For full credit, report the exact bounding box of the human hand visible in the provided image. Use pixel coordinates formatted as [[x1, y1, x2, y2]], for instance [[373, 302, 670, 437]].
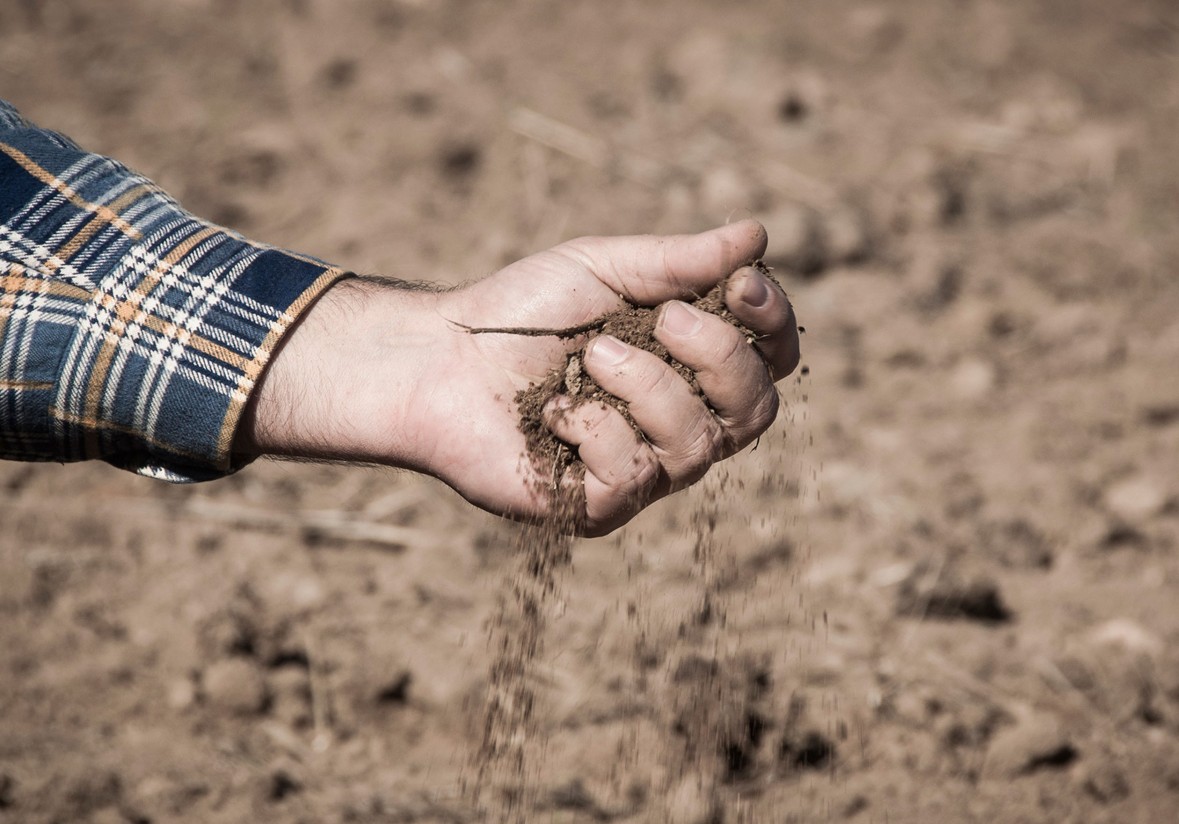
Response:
[[236, 220, 799, 536]]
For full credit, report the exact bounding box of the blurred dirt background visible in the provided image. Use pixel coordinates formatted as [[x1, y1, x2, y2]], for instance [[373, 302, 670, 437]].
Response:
[[4, 0, 1179, 821]]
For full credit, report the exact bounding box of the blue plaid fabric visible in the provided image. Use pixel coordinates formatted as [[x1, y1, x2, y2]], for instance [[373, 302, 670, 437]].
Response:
[[0, 100, 348, 481]]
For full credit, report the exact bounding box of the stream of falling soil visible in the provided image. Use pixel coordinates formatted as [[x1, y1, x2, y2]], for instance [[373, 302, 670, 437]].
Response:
[[468, 524, 572, 821]]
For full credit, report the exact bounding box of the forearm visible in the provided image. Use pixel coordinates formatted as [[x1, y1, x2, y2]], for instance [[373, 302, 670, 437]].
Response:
[[233, 277, 452, 473]]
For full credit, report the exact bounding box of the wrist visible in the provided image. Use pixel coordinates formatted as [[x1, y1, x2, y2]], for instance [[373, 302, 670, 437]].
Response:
[[234, 278, 451, 471]]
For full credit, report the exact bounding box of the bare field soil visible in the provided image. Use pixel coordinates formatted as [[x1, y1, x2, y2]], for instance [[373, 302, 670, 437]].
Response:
[[3, 1, 1179, 821]]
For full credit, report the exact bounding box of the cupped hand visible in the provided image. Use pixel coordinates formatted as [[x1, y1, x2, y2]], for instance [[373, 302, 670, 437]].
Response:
[[237, 220, 800, 536]]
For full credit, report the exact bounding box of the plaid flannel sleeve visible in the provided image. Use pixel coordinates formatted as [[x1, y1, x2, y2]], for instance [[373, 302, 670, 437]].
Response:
[[0, 100, 349, 481]]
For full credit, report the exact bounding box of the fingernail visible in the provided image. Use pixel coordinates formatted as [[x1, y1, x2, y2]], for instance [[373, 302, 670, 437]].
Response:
[[660, 301, 703, 336], [742, 272, 770, 308], [590, 335, 629, 366]]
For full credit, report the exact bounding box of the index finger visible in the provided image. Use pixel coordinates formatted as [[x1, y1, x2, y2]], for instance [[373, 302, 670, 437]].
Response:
[[554, 220, 768, 306]]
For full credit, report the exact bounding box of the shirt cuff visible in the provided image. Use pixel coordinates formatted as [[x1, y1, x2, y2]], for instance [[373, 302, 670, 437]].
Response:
[[0, 105, 351, 481]]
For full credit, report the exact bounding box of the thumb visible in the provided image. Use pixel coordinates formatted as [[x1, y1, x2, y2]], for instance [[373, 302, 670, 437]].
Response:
[[556, 219, 768, 306]]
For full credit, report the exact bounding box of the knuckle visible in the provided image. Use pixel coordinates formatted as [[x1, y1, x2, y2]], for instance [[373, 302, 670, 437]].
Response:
[[703, 230, 729, 274], [717, 386, 779, 449], [604, 438, 654, 489], [621, 447, 659, 496], [746, 387, 780, 434], [676, 324, 746, 380], [587, 401, 617, 431], [679, 412, 726, 469], [712, 327, 748, 367], [585, 446, 658, 537], [551, 239, 599, 272], [583, 411, 658, 492]]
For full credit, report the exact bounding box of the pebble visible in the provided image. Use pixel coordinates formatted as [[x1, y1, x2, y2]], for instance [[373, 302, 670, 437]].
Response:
[[760, 203, 826, 275], [1079, 619, 1164, 722], [774, 72, 830, 123], [780, 728, 836, 771], [374, 669, 414, 705], [890, 688, 935, 726], [166, 676, 197, 711], [778, 691, 837, 771], [823, 204, 872, 264], [1088, 618, 1163, 657], [263, 572, 326, 617], [984, 714, 1076, 778], [202, 658, 269, 716], [265, 765, 303, 802], [1104, 475, 1168, 523], [871, 560, 915, 588], [950, 357, 997, 400]]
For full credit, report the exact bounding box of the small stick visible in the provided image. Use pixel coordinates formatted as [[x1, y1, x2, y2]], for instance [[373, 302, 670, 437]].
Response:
[[452, 319, 606, 339], [303, 632, 333, 753], [509, 107, 608, 168]]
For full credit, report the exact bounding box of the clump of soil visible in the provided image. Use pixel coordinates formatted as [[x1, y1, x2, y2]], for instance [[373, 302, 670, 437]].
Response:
[[507, 259, 778, 504]]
